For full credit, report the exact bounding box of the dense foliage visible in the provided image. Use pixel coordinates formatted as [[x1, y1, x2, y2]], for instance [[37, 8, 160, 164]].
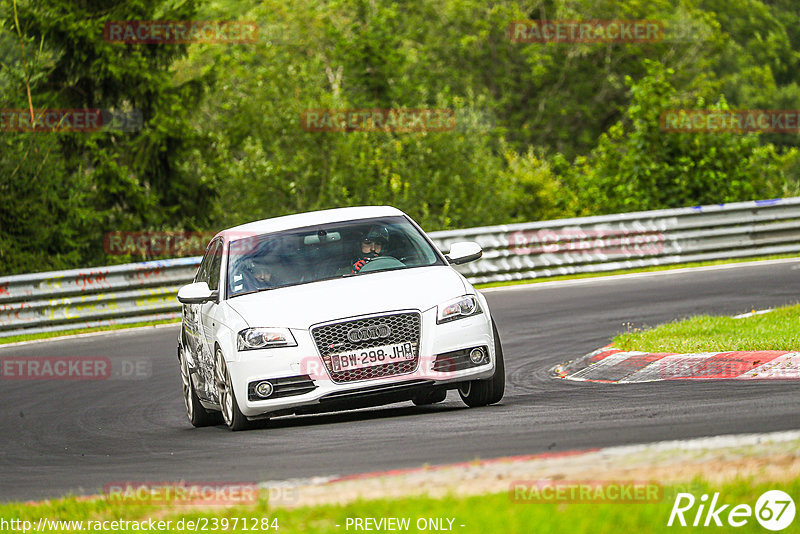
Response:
[[2, 0, 800, 274]]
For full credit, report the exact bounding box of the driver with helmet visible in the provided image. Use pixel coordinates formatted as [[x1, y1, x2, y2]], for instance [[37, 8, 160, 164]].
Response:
[[351, 226, 389, 274]]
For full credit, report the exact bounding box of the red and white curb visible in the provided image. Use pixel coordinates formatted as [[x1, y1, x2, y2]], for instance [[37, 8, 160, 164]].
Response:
[[554, 346, 800, 383]]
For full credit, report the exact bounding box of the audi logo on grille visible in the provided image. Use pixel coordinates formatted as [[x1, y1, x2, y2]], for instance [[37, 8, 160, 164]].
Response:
[[347, 324, 392, 342]]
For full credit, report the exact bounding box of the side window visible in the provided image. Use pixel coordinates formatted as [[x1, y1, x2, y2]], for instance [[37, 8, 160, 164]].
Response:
[[195, 242, 215, 284], [207, 239, 223, 291]]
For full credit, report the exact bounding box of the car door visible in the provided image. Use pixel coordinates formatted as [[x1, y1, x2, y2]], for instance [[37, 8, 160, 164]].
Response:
[[182, 242, 213, 374], [198, 238, 224, 402]]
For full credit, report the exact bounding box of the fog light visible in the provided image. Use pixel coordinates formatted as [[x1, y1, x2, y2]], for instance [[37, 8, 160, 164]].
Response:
[[469, 347, 486, 364], [255, 381, 274, 398]]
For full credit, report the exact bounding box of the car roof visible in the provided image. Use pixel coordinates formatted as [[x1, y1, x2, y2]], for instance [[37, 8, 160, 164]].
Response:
[[219, 206, 406, 240]]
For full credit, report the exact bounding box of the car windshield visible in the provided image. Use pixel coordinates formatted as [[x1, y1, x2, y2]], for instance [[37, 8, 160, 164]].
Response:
[[226, 216, 445, 298]]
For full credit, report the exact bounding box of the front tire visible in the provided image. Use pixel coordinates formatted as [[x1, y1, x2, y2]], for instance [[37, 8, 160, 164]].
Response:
[[214, 347, 252, 431], [180, 346, 221, 427], [458, 321, 505, 407]]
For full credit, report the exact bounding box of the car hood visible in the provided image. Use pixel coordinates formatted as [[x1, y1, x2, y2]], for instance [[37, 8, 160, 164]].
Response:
[[225, 266, 468, 329]]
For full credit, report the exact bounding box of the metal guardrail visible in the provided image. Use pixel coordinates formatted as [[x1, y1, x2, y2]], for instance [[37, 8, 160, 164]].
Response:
[[2, 197, 799, 338], [434, 197, 800, 284], [0, 258, 200, 338]]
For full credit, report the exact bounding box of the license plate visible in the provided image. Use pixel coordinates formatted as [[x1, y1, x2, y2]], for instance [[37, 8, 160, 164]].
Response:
[[330, 342, 415, 372]]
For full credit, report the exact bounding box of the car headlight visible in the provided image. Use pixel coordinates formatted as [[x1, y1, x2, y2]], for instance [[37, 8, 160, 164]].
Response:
[[237, 327, 298, 351], [437, 295, 482, 324]]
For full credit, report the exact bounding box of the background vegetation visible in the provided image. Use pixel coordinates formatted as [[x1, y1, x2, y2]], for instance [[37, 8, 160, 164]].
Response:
[[3, 0, 800, 274]]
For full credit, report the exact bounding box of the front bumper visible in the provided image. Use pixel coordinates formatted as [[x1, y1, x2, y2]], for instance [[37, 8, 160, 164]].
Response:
[[227, 308, 495, 417]]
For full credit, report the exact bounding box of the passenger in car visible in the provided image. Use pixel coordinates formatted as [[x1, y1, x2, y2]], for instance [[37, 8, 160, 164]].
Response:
[[251, 262, 274, 288], [232, 260, 277, 293]]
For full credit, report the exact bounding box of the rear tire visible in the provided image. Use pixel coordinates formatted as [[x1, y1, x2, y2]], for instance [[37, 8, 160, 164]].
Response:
[[180, 346, 221, 427], [458, 321, 505, 407], [215, 347, 253, 431], [412, 388, 447, 406]]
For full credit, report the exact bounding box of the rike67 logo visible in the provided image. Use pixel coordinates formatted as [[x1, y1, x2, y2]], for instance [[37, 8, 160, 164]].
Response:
[[668, 490, 795, 531]]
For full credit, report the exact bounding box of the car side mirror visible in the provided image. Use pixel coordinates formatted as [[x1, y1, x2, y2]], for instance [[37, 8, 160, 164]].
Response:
[[177, 282, 219, 304], [445, 241, 482, 265]]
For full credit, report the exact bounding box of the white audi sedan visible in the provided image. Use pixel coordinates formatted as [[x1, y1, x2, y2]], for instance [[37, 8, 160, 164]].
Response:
[[176, 206, 504, 430]]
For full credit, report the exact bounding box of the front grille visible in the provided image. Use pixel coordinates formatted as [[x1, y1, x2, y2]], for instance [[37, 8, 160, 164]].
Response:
[[433, 346, 489, 372], [311, 312, 421, 383], [248, 374, 317, 401]]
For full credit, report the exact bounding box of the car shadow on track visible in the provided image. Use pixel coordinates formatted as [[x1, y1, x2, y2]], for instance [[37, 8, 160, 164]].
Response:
[[197, 401, 474, 432], [280, 402, 471, 428]]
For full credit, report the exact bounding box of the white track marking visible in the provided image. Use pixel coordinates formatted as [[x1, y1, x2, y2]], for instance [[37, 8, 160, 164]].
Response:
[[733, 308, 774, 319]]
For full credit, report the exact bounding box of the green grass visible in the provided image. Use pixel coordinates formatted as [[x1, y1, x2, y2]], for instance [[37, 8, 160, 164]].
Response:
[[1, 479, 797, 533], [474, 253, 800, 289], [614, 304, 800, 353], [0, 318, 180, 345]]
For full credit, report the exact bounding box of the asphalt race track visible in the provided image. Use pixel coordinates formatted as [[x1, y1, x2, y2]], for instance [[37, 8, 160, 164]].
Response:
[[2, 259, 799, 502]]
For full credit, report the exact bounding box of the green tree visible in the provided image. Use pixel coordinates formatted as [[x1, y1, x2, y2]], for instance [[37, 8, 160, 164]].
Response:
[[1, 0, 219, 273], [567, 60, 798, 214]]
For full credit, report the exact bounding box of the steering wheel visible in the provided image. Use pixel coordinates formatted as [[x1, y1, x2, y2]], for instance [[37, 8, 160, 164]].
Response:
[[359, 256, 405, 272]]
